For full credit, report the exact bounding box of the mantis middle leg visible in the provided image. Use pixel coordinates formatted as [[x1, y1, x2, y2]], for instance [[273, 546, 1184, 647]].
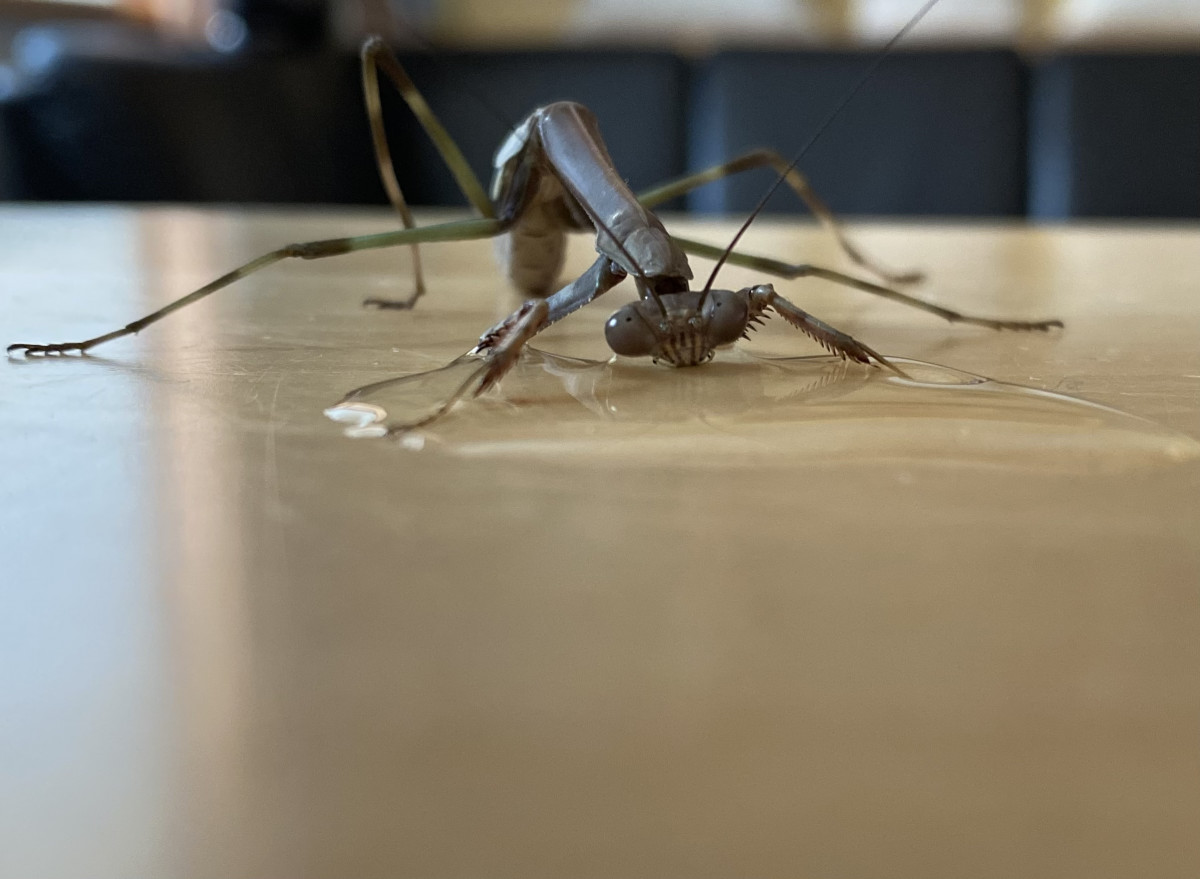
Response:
[[358, 37, 496, 309], [637, 148, 922, 286]]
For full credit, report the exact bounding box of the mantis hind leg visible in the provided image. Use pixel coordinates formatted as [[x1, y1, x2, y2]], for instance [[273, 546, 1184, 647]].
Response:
[[672, 236, 1062, 332], [13, 43, 531, 358], [7, 218, 505, 357], [636, 148, 921, 286], [358, 37, 496, 309]]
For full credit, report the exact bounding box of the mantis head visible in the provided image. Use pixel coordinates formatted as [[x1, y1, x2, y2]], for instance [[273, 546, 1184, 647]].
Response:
[[604, 288, 752, 367]]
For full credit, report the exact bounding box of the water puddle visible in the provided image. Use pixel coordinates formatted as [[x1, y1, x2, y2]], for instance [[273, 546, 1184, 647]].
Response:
[[324, 348, 1200, 471]]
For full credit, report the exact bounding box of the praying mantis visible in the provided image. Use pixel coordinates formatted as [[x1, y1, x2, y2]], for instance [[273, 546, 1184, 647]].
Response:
[[7, 0, 1061, 433]]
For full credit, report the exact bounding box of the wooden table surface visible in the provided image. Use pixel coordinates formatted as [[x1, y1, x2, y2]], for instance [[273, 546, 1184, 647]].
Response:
[[2, 206, 1199, 879]]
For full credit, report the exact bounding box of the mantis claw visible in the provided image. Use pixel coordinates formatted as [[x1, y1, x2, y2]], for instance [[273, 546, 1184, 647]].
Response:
[[8, 342, 88, 357], [377, 298, 549, 437], [362, 293, 423, 310]]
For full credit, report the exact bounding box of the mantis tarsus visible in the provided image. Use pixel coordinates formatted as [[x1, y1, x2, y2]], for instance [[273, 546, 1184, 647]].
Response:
[[8, 0, 1061, 433]]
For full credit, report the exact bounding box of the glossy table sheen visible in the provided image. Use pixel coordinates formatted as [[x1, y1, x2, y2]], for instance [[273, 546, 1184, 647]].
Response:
[[2, 207, 1199, 879]]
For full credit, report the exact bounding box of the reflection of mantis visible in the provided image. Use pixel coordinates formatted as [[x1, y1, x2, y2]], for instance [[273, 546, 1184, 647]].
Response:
[[10, 0, 1060, 434], [326, 350, 872, 438]]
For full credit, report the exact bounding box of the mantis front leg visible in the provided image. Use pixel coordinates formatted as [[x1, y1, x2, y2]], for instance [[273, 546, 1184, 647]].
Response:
[[469, 256, 627, 394], [742, 284, 905, 374], [373, 256, 627, 435]]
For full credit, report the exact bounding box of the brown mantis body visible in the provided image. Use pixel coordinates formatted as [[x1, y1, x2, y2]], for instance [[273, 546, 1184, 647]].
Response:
[[8, 2, 1061, 432]]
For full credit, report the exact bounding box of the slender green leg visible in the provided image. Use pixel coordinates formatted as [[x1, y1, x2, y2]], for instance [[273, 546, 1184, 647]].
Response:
[[7, 218, 504, 357], [358, 37, 496, 309], [360, 41, 426, 308], [673, 235, 1062, 332], [638, 148, 922, 286]]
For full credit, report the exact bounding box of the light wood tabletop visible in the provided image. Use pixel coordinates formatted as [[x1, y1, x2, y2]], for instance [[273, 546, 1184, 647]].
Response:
[[2, 206, 1199, 879]]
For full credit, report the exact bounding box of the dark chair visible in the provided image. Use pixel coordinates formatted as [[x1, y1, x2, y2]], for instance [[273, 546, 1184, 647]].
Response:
[[1, 49, 383, 203], [6, 20, 194, 69], [686, 49, 1027, 217], [0, 39, 688, 206], [1028, 52, 1200, 219]]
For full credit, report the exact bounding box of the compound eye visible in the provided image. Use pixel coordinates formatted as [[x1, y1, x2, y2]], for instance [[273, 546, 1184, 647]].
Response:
[[605, 303, 659, 356], [702, 289, 749, 347]]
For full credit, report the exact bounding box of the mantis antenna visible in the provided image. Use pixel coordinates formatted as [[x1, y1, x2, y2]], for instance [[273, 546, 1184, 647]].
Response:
[[699, 0, 944, 304]]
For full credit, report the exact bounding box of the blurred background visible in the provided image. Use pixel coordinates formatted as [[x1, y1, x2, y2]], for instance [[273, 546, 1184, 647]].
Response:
[[0, 0, 1198, 216]]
